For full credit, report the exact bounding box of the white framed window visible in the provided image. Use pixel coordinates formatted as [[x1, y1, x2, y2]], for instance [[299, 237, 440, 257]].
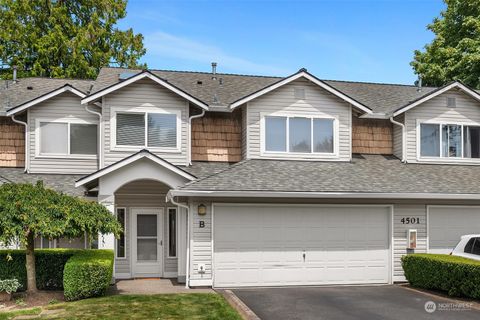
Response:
[[418, 121, 480, 160], [36, 118, 97, 158], [116, 207, 126, 259], [167, 207, 177, 258], [111, 108, 181, 152], [261, 114, 337, 156]]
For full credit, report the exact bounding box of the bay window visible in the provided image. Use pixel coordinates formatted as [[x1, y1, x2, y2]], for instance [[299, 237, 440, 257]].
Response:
[[115, 111, 179, 150], [419, 122, 480, 159], [38, 121, 97, 156], [264, 115, 335, 154]]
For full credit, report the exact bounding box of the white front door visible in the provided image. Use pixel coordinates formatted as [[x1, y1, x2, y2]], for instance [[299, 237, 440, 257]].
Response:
[[131, 208, 163, 277]]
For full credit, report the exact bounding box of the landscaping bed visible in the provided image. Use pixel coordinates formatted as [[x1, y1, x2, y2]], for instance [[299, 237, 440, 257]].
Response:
[[402, 253, 480, 299]]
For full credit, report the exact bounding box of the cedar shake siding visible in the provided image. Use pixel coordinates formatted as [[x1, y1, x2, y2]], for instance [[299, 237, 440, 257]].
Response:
[[352, 117, 393, 155], [0, 117, 25, 167], [191, 111, 242, 162]]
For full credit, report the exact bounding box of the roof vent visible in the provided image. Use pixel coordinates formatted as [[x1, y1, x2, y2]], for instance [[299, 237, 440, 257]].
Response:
[[447, 96, 456, 108], [118, 72, 138, 81], [414, 75, 422, 92], [294, 88, 305, 99], [27, 86, 33, 90], [197, 80, 203, 85], [211, 62, 217, 80]]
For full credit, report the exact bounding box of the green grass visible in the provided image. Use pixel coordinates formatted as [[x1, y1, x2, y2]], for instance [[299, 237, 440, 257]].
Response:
[[0, 294, 242, 320], [0, 307, 41, 320]]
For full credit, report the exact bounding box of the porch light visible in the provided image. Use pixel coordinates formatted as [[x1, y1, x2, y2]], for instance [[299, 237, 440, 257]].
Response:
[[198, 204, 207, 216]]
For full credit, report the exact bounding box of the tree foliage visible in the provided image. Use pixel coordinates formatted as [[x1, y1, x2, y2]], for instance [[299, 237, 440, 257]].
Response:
[[411, 0, 480, 88], [0, 0, 146, 79]]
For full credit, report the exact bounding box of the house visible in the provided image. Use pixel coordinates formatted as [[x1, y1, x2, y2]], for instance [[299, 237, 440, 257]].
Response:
[[1, 65, 480, 287]]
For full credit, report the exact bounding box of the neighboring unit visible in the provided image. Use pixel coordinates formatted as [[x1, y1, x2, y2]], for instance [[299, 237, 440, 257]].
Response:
[[1, 65, 479, 287]]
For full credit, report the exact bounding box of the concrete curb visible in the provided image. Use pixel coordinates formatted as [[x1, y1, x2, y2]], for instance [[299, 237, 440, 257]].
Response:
[[217, 289, 261, 320]]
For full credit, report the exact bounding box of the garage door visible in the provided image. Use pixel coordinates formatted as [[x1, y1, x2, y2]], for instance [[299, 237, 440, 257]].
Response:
[[429, 206, 480, 254], [213, 205, 391, 287]]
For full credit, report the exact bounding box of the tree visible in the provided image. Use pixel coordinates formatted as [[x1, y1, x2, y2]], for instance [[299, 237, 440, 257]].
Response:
[[0, 182, 122, 293], [0, 0, 146, 79], [411, 0, 480, 88]]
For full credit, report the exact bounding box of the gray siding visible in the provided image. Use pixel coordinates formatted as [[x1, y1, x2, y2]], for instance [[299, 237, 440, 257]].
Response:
[[114, 179, 177, 277], [405, 89, 480, 163], [28, 92, 99, 174], [189, 200, 213, 284], [103, 79, 189, 167], [246, 79, 352, 161], [392, 114, 404, 160]]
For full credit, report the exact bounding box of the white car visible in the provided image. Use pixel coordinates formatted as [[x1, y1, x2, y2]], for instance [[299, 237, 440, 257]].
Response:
[[451, 234, 480, 261]]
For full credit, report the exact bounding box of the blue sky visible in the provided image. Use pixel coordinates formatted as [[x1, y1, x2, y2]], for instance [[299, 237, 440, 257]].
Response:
[[118, 0, 445, 85]]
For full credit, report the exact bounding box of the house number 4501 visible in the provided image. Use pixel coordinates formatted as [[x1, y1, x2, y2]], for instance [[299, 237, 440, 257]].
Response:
[[401, 217, 420, 224]]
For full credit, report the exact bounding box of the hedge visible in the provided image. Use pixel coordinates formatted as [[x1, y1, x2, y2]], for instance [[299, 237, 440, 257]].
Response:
[[0, 249, 80, 291], [402, 253, 480, 298], [63, 249, 114, 301]]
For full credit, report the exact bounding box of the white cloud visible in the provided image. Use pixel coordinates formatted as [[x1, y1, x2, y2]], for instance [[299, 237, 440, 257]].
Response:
[[144, 31, 289, 75]]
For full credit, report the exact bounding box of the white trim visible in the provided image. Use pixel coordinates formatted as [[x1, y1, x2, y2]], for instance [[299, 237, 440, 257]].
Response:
[[211, 203, 215, 287], [81, 71, 209, 110], [393, 82, 480, 117], [426, 205, 430, 253], [167, 207, 178, 258], [35, 117, 98, 159], [75, 151, 195, 187], [115, 272, 132, 279], [210, 203, 393, 287], [110, 107, 182, 153], [115, 207, 127, 260], [416, 119, 480, 164], [230, 71, 372, 114], [260, 112, 339, 158], [6, 85, 87, 116], [169, 190, 480, 200], [189, 279, 213, 287]]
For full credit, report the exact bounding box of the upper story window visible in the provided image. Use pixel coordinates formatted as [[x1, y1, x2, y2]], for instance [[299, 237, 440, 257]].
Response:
[[113, 110, 180, 151], [419, 122, 480, 159], [37, 120, 97, 157], [263, 115, 335, 154]]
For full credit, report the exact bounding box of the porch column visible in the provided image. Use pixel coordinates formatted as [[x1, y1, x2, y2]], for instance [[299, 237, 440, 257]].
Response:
[[98, 194, 115, 250]]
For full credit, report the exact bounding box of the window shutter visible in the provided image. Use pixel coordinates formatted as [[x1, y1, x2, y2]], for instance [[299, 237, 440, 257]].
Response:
[[116, 113, 145, 146]]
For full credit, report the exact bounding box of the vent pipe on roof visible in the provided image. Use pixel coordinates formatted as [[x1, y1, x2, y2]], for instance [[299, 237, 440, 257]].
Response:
[[414, 75, 422, 92], [211, 62, 217, 80], [12, 65, 17, 83]]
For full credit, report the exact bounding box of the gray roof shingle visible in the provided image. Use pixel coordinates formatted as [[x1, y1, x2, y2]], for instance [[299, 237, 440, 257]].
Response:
[[0, 78, 93, 115], [0, 168, 85, 197], [180, 155, 480, 195]]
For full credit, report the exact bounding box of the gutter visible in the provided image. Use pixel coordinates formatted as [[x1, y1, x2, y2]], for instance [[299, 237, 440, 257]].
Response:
[[389, 116, 406, 162], [84, 104, 103, 168], [10, 113, 29, 173], [188, 109, 205, 165], [167, 193, 191, 289], [168, 190, 480, 200]]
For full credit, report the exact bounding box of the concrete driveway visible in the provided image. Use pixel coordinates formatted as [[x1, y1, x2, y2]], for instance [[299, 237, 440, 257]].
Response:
[[233, 285, 480, 320]]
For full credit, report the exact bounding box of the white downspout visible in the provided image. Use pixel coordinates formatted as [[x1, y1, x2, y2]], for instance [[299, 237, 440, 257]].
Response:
[[11, 113, 28, 172], [188, 109, 206, 165], [85, 104, 103, 169], [390, 116, 406, 163], [167, 192, 191, 289]]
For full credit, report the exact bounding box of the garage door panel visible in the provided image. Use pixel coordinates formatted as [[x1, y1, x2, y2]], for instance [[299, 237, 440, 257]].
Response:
[[213, 205, 390, 287]]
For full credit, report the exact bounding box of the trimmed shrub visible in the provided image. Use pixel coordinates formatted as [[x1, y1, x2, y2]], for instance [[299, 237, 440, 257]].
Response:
[[402, 253, 480, 298], [63, 250, 114, 301], [0, 249, 80, 291]]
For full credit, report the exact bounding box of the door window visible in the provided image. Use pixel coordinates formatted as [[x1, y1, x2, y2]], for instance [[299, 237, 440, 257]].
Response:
[[137, 214, 157, 261]]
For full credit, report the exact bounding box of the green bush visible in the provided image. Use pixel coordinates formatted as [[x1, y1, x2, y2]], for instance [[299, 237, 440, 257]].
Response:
[[63, 250, 114, 301], [0, 279, 21, 294], [0, 249, 80, 290], [402, 253, 480, 298]]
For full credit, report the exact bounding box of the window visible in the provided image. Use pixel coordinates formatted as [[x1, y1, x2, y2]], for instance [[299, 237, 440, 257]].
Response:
[[419, 123, 480, 159], [264, 115, 335, 154], [115, 111, 179, 149], [168, 208, 177, 257], [39, 121, 97, 156], [472, 238, 480, 256], [464, 238, 475, 253], [116, 208, 126, 259]]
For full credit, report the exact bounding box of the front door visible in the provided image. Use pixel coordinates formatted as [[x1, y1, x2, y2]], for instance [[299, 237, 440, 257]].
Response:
[[131, 208, 163, 277]]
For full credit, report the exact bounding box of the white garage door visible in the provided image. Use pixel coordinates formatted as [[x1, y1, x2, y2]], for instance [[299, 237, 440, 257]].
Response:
[[429, 206, 480, 254], [213, 205, 391, 288]]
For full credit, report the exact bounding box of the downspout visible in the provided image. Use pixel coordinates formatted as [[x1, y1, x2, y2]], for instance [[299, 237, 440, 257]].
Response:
[[167, 192, 191, 289], [389, 116, 406, 163], [188, 109, 206, 165], [11, 113, 28, 173], [84, 104, 103, 169]]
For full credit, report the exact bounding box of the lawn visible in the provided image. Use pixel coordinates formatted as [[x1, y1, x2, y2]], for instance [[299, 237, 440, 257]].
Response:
[[0, 293, 242, 320]]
